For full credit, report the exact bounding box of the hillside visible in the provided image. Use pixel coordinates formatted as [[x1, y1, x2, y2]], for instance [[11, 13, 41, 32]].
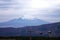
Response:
[[0, 22, 60, 37]]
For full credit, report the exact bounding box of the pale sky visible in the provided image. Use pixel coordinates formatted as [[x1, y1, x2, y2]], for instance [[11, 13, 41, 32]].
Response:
[[0, 0, 60, 22]]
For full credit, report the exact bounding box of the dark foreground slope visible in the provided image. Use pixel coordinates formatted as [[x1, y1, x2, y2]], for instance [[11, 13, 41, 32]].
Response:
[[0, 36, 60, 40], [0, 22, 60, 37]]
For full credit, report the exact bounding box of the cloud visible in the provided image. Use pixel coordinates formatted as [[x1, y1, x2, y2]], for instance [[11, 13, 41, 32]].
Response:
[[0, 0, 21, 10], [0, 0, 60, 22]]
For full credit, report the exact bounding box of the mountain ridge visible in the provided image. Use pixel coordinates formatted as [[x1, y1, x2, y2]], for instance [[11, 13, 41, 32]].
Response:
[[0, 18, 49, 27]]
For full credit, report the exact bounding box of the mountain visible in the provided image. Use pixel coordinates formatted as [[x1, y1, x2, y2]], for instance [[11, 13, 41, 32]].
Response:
[[0, 22, 60, 37], [0, 18, 48, 27]]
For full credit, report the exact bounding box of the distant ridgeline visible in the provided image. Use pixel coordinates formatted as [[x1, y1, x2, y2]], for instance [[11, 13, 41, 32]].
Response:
[[0, 18, 48, 27], [0, 22, 60, 37]]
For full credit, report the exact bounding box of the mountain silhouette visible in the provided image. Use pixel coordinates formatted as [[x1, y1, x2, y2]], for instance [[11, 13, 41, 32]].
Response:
[[0, 18, 48, 27]]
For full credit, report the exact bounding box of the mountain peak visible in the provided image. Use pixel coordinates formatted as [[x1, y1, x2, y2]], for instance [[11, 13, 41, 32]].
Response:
[[0, 18, 49, 28]]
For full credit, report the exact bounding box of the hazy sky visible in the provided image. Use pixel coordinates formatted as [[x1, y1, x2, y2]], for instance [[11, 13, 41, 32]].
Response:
[[0, 0, 60, 22]]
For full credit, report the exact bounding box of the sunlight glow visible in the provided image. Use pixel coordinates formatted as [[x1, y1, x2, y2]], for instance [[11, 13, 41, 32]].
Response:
[[31, 0, 49, 9]]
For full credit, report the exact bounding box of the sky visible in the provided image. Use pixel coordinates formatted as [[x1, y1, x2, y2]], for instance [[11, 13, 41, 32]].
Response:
[[0, 0, 60, 22]]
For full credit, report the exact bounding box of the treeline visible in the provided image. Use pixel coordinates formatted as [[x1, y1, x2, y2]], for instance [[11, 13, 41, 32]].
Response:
[[0, 36, 60, 40]]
